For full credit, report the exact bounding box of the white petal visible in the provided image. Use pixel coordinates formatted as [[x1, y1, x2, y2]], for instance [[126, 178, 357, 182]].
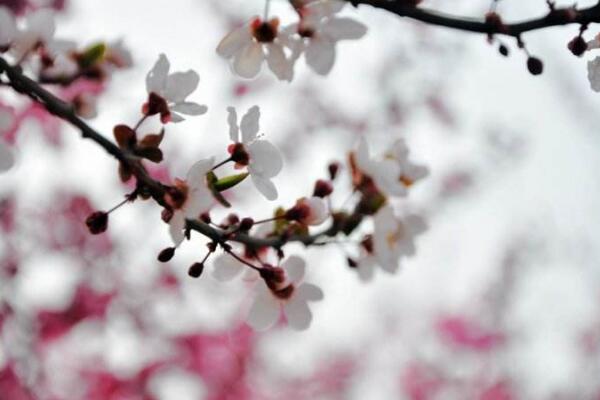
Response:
[[357, 257, 375, 282], [0, 7, 16, 46], [170, 112, 185, 123], [322, 17, 367, 41], [247, 140, 283, 178], [282, 256, 305, 284], [169, 211, 186, 246], [233, 42, 264, 79], [305, 197, 328, 226], [0, 142, 14, 173], [186, 157, 214, 189], [356, 136, 371, 171], [26, 9, 55, 41], [296, 283, 324, 301], [146, 54, 170, 95], [305, 0, 345, 19], [305, 38, 336, 75], [246, 290, 280, 330], [211, 254, 244, 282], [240, 105, 260, 144], [226, 107, 239, 142], [170, 102, 207, 116], [250, 174, 278, 201], [284, 298, 312, 330], [185, 186, 213, 219], [165, 71, 200, 103], [266, 43, 293, 82], [588, 57, 600, 92], [216, 24, 252, 59]]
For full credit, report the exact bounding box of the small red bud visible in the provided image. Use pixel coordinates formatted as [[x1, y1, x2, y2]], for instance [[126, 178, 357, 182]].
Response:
[[161, 208, 174, 223], [158, 247, 176, 262], [200, 212, 211, 224], [347, 257, 358, 268], [328, 162, 340, 180], [239, 217, 254, 232], [226, 213, 240, 226], [313, 179, 334, 198], [188, 262, 204, 278], [568, 36, 587, 57], [527, 57, 544, 75], [85, 211, 108, 234], [498, 44, 509, 57]]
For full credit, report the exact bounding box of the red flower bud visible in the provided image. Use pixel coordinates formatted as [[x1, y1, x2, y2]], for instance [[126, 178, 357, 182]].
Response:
[[158, 247, 176, 262], [85, 211, 108, 234]]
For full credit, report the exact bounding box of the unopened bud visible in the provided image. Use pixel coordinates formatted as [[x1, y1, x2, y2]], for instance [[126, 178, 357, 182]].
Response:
[[328, 162, 340, 180], [498, 44, 509, 57], [568, 36, 587, 57], [239, 217, 254, 232], [313, 179, 334, 198], [85, 211, 108, 234], [188, 262, 204, 278], [200, 212, 211, 224], [527, 57, 543, 75], [347, 257, 358, 268], [158, 247, 176, 262]]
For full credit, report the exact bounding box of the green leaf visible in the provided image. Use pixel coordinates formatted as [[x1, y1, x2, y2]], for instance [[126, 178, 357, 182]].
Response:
[[213, 173, 249, 192], [79, 43, 106, 68]]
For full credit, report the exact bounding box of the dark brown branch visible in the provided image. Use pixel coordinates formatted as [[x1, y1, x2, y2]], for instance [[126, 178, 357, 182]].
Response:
[[0, 56, 341, 250], [351, 1, 600, 37]]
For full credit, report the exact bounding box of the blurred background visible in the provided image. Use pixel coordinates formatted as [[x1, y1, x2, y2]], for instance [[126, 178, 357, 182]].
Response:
[[2, 0, 600, 399]]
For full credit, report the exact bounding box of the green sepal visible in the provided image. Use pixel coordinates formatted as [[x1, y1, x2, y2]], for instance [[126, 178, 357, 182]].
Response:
[[213, 172, 249, 192], [206, 171, 231, 208]]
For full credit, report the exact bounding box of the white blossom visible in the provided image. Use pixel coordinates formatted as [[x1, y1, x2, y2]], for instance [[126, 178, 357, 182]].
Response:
[[145, 54, 207, 123], [384, 138, 429, 188], [217, 17, 294, 81], [226, 106, 283, 200], [11, 9, 56, 61], [356, 136, 406, 197], [282, 0, 367, 75], [247, 256, 323, 331], [0, 107, 15, 173], [168, 158, 215, 246], [372, 205, 427, 273]]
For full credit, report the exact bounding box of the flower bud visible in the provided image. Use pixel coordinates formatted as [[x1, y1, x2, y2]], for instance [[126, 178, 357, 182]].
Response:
[[200, 212, 211, 224], [498, 44, 509, 57], [568, 36, 587, 57], [158, 247, 176, 262], [188, 262, 204, 278], [85, 211, 108, 234], [527, 57, 543, 75], [313, 179, 334, 198], [328, 162, 340, 180], [239, 217, 254, 232]]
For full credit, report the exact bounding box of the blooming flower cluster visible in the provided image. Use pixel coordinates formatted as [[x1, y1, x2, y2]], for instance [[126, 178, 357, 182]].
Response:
[[216, 0, 367, 81]]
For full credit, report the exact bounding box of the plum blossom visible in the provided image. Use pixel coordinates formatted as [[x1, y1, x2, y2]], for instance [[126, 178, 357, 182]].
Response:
[[283, 0, 367, 75], [226, 105, 283, 200], [248, 256, 323, 330], [166, 158, 215, 246], [144, 54, 208, 123], [0, 7, 17, 48], [384, 138, 429, 188], [11, 8, 55, 60], [286, 196, 329, 226], [372, 205, 427, 273], [355, 136, 406, 197], [217, 17, 294, 81]]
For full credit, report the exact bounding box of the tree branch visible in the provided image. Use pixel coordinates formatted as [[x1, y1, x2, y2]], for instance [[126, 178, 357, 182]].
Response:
[[351, 1, 600, 37], [0, 57, 342, 250]]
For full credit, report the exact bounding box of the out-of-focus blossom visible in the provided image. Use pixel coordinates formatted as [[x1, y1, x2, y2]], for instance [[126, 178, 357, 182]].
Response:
[[436, 315, 504, 352], [588, 56, 600, 92], [217, 17, 294, 81], [372, 205, 427, 273], [144, 53, 207, 123], [0, 7, 17, 47], [283, 0, 367, 75], [11, 8, 55, 60], [226, 105, 283, 200], [247, 255, 323, 331], [166, 158, 214, 246], [355, 136, 406, 197], [286, 196, 329, 226]]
